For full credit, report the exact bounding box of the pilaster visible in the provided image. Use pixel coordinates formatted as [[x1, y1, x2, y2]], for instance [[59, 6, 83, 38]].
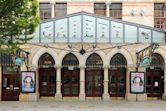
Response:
[[55, 66, 62, 101], [137, 67, 147, 101], [0, 66, 2, 101], [50, 0, 55, 18], [79, 65, 85, 101], [105, 2, 111, 17], [125, 67, 137, 101], [162, 67, 166, 100], [102, 65, 110, 101]]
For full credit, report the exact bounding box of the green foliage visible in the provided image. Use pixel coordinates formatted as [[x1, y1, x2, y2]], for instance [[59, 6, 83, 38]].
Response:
[[0, 0, 40, 54]]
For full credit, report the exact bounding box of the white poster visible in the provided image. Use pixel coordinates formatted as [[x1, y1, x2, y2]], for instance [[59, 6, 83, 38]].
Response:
[[130, 72, 145, 93]]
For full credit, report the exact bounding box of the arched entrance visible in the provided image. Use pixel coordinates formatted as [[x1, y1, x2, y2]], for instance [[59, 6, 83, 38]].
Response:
[[85, 53, 104, 97], [109, 53, 127, 97], [146, 53, 164, 98], [38, 53, 56, 97], [61, 53, 80, 97]]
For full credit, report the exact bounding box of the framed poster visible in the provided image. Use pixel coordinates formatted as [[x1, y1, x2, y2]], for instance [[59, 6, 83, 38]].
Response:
[[21, 71, 36, 93], [130, 72, 145, 93]]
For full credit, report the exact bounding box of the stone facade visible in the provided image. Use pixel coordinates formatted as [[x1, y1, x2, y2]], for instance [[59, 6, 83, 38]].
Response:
[[16, 43, 166, 101], [0, 0, 166, 102]]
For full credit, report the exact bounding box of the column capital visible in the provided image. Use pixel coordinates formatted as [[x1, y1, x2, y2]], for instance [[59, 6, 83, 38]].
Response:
[[79, 65, 86, 69], [50, 0, 55, 5], [103, 65, 110, 69], [55, 65, 62, 69], [28, 64, 38, 71], [105, 2, 111, 6]]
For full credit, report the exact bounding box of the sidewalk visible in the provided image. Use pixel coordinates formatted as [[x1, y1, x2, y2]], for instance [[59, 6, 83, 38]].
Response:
[[0, 100, 166, 111]]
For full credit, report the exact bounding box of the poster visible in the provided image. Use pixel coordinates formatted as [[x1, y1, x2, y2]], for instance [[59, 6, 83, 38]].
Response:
[[21, 71, 35, 93], [130, 72, 145, 93]]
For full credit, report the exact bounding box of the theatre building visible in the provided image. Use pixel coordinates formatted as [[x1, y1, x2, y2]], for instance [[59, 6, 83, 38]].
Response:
[[0, 0, 166, 101]]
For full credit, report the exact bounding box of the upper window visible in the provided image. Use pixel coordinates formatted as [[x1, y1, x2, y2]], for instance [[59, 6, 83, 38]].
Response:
[[154, 3, 165, 18], [55, 3, 67, 17], [39, 3, 51, 20], [94, 3, 106, 16], [154, 3, 166, 29], [110, 3, 122, 19]]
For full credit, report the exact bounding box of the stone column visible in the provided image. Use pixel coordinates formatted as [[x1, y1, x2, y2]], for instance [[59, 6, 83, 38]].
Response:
[[162, 67, 166, 100], [50, 0, 55, 18], [0, 66, 2, 101], [106, 2, 111, 17], [79, 66, 86, 101], [125, 67, 137, 101], [137, 67, 147, 101], [55, 66, 62, 101], [102, 66, 110, 101]]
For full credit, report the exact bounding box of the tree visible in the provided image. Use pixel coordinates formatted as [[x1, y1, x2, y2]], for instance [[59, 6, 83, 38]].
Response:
[[0, 0, 40, 53]]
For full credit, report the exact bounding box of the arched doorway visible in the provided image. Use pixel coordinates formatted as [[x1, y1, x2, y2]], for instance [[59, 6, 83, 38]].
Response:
[[85, 53, 104, 97], [61, 53, 80, 97], [146, 53, 164, 98], [109, 53, 127, 97], [38, 53, 56, 97]]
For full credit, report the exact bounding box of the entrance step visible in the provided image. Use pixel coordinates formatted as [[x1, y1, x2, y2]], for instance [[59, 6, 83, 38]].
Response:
[[110, 97, 125, 100], [39, 97, 55, 101], [62, 97, 79, 101], [86, 97, 102, 101]]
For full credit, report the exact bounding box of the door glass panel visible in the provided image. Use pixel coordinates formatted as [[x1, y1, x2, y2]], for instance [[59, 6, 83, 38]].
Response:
[[41, 87, 47, 93], [3, 78, 8, 88], [110, 87, 116, 94], [63, 87, 70, 95], [49, 76, 55, 84], [63, 75, 70, 85], [95, 75, 102, 95], [153, 76, 160, 86], [110, 76, 115, 84], [146, 76, 151, 85], [87, 75, 93, 95], [94, 75, 101, 87], [48, 87, 55, 94], [13, 79, 20, 90], [72, 86, 78, 95], [119, 76, 125, 83]]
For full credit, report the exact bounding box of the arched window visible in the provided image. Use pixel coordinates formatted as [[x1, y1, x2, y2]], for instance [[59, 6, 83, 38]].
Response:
[[86, 53, 103, 68], [150, 53, 164, 67], [110, 53, 127, 67], [62, 53, 79, 67], [38, 53, 55, 67]]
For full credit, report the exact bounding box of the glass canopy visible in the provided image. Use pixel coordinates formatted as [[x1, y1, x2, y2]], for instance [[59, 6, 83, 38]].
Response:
[[30, 12, 166, 44]]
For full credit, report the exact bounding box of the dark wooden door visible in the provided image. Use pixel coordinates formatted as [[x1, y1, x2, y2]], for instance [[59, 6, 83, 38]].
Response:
[[39, 68, 56, 96], [146, 69, 164, 97], [62, 68, 79, 96], [85, 68, 103, 97], [109, 68, 126, 97], [2, 74, 20, 101]]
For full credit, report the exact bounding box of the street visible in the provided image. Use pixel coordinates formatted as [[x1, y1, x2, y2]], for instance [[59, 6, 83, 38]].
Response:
[[0, 100, 166, 111]]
